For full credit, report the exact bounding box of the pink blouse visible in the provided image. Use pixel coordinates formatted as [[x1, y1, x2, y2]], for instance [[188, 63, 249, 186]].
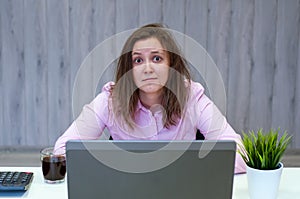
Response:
[[54, 81, 246, 174]]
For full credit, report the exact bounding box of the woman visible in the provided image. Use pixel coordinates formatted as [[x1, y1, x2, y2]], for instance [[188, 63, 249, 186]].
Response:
[[54, 23, 246, 174]]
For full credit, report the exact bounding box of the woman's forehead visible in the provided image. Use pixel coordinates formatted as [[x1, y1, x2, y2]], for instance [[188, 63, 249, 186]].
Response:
[[132, 37, 165, 51]]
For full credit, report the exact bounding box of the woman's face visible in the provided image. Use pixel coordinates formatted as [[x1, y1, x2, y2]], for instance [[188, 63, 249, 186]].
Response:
[[132, 37, 170, 96]]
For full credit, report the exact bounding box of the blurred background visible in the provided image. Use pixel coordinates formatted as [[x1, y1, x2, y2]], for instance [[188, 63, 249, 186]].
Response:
[[0, 0, 300, 151]]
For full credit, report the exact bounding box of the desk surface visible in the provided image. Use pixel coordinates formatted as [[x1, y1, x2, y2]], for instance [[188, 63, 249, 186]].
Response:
[[0, 167, 299, 199]]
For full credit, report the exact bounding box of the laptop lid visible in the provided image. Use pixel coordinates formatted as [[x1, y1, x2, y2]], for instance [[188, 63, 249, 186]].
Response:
[[66, 140, 236, 199]]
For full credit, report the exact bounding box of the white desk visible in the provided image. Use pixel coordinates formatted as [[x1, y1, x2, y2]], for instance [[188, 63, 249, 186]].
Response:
[[0, 167, 67, 199], [0, 167, 299, 198]]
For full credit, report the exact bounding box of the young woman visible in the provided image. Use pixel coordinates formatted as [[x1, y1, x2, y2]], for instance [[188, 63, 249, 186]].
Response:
[[54, 23, 246, 174]]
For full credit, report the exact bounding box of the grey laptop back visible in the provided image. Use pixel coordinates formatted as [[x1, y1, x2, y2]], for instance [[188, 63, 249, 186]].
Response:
[[66, 140, 236, 199]]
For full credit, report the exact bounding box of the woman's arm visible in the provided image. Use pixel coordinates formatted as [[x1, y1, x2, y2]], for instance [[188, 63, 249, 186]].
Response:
[[191, 82, 246, 174], [198, 97, 246, 174], [54, 82, 113, 154]]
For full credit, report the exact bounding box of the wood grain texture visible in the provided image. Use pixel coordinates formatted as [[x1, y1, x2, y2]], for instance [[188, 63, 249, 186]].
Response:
[[0, 0, 300, 148], [115, 0, 139, 32], [185, 0, 208, 49], [93, 0, 116, 44], [272, 0, 299, 147], [139, 0, 162, 26], [162, 0, 185, 32], [206, 0, 232, 93], [0, 0, 3, 145], [1, 0, 25, 146], [24, 0, 48, 146], [46, 0, 70, 145], [248, 0, 277, 131], [184, 0, 209, 97], [227, 0, 254, 133], [69, 0, 94, 119], [295, 0, 300, 148], [92, 0, 116, 94]]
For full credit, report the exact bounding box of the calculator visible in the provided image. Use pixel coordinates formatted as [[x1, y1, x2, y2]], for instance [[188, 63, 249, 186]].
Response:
[[0, 171, 34, 191]]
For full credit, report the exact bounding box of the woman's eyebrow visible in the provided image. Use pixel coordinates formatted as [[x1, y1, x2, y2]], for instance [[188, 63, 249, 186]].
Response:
[[150, 50, 160, 54], [132, 51, 141, 55]]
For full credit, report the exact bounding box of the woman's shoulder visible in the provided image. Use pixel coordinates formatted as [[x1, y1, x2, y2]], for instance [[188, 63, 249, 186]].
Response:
[[92, 81, 115, 105], [101, 81, 115, 93], [89, 82, 115, 121], [189, 80, 205, 99], [187, 81, 212, 113]]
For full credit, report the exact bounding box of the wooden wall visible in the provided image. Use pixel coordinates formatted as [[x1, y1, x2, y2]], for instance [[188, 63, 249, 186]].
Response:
[[1, 0, 300, 148]]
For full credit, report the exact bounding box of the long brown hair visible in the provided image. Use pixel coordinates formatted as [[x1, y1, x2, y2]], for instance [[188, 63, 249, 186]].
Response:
[[112, 23, 191, 129]]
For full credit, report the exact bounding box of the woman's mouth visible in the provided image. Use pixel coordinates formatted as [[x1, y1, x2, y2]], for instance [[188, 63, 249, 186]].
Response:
[[142, 78, 158, 81]]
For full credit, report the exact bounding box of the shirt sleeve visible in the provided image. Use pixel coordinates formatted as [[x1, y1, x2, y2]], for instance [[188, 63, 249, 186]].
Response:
[[192, 82, 246, 174], [53, 82, 113, 154]]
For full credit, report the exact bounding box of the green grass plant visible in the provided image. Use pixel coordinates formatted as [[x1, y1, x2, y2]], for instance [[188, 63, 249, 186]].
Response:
[[239, 128, 292, 170]]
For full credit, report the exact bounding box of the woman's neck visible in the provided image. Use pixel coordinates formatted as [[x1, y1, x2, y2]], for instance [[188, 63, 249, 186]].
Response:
[[139, 90, 163, 109]]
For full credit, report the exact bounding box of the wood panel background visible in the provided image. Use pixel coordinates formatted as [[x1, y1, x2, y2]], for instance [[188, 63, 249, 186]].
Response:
[[0, 0, 300, 148]]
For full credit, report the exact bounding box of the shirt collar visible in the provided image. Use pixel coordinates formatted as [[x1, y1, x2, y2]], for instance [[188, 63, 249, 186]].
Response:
[[136, 99, 149, 113], [135, 99, 163, 115]]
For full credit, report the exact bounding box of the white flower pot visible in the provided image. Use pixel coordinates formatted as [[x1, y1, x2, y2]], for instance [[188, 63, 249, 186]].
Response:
[[246, 162, 283, 199]]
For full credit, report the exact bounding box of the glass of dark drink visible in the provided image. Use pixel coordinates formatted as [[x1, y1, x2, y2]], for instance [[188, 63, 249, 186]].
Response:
[[40, 147, 66, 184]]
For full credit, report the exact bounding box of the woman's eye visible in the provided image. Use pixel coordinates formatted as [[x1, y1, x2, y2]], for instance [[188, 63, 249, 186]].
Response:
[[153, 56, 162, 62], [133, 58, 143, 64]]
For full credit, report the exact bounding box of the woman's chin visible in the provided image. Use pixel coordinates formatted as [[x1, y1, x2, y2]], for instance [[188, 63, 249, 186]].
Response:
[[139, 84, 163, 94]]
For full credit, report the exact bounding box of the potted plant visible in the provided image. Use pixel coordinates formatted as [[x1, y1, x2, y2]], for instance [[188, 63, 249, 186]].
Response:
[[239, 128, 292, 199]]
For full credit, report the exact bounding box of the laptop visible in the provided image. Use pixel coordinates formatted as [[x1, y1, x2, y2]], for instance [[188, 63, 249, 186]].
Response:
[[66, 140, 236, 199]]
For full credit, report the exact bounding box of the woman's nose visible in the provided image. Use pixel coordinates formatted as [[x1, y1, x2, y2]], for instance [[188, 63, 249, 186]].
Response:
[[143, 60, 154, 73]]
